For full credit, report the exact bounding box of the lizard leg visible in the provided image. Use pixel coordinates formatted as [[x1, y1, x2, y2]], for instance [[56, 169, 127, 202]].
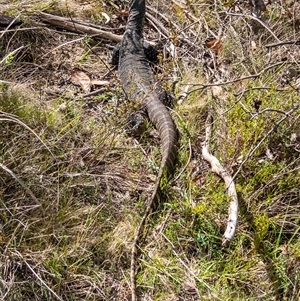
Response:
[[156, 83, 175, 108], [110, 42, 159, 66], [125, 111, 147, 137]]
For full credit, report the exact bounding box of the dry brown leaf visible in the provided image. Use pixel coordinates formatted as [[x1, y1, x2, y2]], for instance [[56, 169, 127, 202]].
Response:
[[90, 79, 110, 87], [205, 38, 223, 56], [71, 70, 91, 93]]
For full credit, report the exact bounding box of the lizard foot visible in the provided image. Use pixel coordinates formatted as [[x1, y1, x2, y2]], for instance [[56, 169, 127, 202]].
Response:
[[158, 88, 175, 108], [125, 112, 147, 137]]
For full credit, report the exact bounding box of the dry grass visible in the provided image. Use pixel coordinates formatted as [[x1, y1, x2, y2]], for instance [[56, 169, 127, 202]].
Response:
[[1, 0, 300, 300]]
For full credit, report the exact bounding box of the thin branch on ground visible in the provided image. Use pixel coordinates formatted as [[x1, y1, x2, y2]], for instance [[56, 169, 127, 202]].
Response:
[[233, 86, 286, 96], [37, 12, 157, 46], [0, 162, 42, 211], [162, 232, 222, 300], [266, 40, 300, 48], [145, 11, 169, 39], [201, 113, 238, 247], [0, 46, 25, 64], [186, 61, 293, 92], [173, 138, 192, 182], [250, 108, 293, 119], [37, 12, 122, 41], [226, 12, 281, 42], [0, 111, 54, 156], [21, 258, 64, 301], [232, 106, 299, 182], [184, 60, 300, 97]]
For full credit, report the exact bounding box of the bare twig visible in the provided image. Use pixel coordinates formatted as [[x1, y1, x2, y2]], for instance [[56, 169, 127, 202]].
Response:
[[177, 84, 190, 104], [162, 233, 221, 299], [22, 259, 64, 301], [185, 60, 299, 95], [145, 11, 169, 39], [232, 106, 299, 181], [0, 14, 22, 39], [266, 40, 300, 48], [201, 113, 238, 246], [37, 12, 122, 42], [233, 86, 286, 96], [0, 111, 54, 156], [226, 12, 280, 42], [0, 46, 25, 64], [0, 162, 42, 211], [250, 108, 292, 119], [37, 12, 157, 46], [173, 138, 192, 182]]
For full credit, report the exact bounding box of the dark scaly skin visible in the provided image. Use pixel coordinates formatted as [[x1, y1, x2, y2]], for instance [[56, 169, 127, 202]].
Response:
[[118, 0, 178, 300], [0, 15, 22, 27], [110, 41, 159, 66]]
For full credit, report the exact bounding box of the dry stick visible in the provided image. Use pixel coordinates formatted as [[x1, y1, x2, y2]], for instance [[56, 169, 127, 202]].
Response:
[[37, 12, 156, 46], [162, 233, 222, 300], [226, 12, 281, 42], [173, 138, 192, 182], [0, 163, 42, 211], [38, 9, 199, 52], [147, 7, 195, 49], [266, 40, 300, 48], [148, 2, 208, 50], [0, 111, 54, 156], [185, 60, 296, 96], [232, 106, 299, 183], [145, 11, 169, 38], [22, 259, 64, 301], [37, 11, 200, 57], [201, 114, 238, 247], [0, 15, 22, 39], [189, 61, 289, 88], [0, 46, 25, 64], [0, 112, 54, 215], [37, 12, 122, 42], [226, 11, 283, 64]]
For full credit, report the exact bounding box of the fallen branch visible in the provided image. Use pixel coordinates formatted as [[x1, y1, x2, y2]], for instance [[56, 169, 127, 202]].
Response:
[[13, 250, 64, 301], [37, 12, 122, 42], [0, 111, 54, 156], [187, 60, 290, 89], [226, 12, 280, 42], [232, 106, 299, 182], [0, 162, 42, 212], [201, 113, 238, 247], [37, 12, 156, 46], [145, 11, 169, 39], [266, 40, 300, 48]]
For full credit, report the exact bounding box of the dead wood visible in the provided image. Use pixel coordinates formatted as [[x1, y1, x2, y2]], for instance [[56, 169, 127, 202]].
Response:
[[37, 12, 123, 42], [201, 113, 238, 247], [37, 12, 158, 47]]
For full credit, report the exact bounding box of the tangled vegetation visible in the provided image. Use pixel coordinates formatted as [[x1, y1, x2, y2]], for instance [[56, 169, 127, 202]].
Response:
[[0, 0, 299, 300]]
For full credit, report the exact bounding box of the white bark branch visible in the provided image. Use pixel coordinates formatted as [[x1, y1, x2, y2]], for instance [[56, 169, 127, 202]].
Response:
[[201, 114, 238, 247]]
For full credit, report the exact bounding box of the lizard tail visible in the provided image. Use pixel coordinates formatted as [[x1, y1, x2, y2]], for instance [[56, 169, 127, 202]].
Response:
[[131, 96, 177, 301]]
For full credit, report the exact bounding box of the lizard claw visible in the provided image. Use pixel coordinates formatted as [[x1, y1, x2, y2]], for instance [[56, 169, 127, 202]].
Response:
[[125, 112, 147, 136]]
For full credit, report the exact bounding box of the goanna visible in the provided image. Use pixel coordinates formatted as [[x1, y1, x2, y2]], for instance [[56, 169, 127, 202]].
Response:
[[118, 0, 178, 300]]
